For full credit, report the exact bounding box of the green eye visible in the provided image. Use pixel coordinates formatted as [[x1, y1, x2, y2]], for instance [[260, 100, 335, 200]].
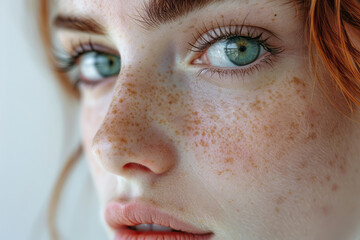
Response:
[[224, 37, 260, 66], [95, 53, 121, 77], [79, 52, 121, 81]]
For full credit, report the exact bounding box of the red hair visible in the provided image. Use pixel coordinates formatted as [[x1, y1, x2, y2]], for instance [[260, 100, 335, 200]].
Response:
[[308, 0, 360, 113]]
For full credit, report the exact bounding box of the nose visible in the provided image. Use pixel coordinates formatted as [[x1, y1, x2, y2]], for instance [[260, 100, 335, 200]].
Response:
[[90, 69, 178, 177]]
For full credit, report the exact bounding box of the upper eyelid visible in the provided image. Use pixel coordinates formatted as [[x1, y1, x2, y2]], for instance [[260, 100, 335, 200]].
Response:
[[69, 40, 120, 58], [188, 24, 281, 53], [53, 40, 120, 75]]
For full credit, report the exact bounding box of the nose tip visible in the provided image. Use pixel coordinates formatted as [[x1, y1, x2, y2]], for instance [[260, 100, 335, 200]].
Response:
[[88, 66, 179, 178], [91, 126, 177, 177]]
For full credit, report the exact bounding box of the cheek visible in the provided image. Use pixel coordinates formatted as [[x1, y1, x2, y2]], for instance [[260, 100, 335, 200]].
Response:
[[180, 75, 350, 193]]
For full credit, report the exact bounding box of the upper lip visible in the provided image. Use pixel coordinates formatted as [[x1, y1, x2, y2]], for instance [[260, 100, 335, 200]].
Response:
[[105, 201, 212, 235]]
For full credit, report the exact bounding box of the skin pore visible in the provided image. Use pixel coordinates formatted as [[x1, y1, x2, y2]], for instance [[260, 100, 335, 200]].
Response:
[[53, 0, 360, 239]]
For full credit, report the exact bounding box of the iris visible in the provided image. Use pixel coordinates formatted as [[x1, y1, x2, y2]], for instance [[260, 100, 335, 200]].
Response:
[[94, 53, 121, 77], [225, 37, 260, 66]]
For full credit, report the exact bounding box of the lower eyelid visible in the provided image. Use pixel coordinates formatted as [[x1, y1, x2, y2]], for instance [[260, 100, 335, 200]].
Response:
[[193, 53, 281, 90], [198, 55, 272, 75]]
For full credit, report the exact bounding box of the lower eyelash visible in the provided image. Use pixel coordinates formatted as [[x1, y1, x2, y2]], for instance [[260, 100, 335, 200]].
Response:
[[197, 54, 279, 79]]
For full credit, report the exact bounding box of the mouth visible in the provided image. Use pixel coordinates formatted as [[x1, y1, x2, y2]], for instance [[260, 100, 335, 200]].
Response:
[[105, 201, 213, 240], [127, 223, 181, 232], [116, 225, 212, 240]]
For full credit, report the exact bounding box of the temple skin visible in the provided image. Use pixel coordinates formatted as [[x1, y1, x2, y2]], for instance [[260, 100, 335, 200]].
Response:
[[54, 0, 360, 239]]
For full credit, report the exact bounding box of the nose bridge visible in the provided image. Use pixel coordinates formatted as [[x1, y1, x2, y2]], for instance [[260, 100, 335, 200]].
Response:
[[91, 67, 177, 176]]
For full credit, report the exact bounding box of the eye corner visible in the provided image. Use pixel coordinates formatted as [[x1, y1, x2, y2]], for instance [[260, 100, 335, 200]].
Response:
[[190, 52, 208, 66]]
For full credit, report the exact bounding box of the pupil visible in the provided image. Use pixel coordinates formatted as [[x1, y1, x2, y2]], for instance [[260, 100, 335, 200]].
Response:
[[239, 46, 247, 52]]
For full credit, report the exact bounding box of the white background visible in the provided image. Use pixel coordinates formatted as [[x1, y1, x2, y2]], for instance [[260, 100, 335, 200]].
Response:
[[0, 0, 107, 239]]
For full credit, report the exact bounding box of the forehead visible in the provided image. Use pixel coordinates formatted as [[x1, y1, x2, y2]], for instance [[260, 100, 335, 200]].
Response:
[[54, 0, 286, 28], [55, 0, 138, 20]]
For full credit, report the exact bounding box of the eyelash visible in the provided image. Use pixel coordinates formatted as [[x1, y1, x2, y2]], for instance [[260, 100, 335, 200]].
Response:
[[54, 39, 107, 88], [54, 24, 284, 89], [189, 22, 284, 78]]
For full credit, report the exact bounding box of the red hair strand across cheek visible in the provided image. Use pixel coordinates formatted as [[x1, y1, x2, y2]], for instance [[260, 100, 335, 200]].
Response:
[[309, 0, 360, 116]]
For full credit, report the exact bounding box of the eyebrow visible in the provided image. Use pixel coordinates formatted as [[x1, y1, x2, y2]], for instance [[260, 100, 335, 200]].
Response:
[[135, 0, 221, 28], [53, 15, 106, 34], [53, 0, 302, 33], [53, 0, 221, 33]]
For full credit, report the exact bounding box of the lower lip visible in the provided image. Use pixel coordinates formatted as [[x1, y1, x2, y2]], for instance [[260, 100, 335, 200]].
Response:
[[115, 227, 213, 240]]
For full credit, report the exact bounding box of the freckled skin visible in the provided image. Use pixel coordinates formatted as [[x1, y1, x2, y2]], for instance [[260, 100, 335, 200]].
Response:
[[56, 0, 360, 239]]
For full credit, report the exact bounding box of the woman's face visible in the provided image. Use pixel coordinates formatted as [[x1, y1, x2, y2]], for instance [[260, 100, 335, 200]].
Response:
[[54, 0, 360, 239]]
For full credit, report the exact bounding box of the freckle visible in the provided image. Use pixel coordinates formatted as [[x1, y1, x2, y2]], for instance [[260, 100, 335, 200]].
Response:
[[322, 206, 331, 216], [225, 157, 234, 164], [274, 13, 277, 17], [328, 160, 335, 167], [200, 139, 208, 147], [310, 175, 317, 183], [331, 184, 339, 192], [292, 77, 306, 87], [325, 175, 331, 182], [95, 149, 101, 156], [339, 165, 346, 174], [300, 161, 308, 169], [150, 199, 158, 206], [306, 132, 317, 140], [275, 207, 280, 213], [276, 196, 286, 205]]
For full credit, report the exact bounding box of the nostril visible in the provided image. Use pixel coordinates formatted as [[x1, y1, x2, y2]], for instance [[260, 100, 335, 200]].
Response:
[[123, 163, 152, 173]]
